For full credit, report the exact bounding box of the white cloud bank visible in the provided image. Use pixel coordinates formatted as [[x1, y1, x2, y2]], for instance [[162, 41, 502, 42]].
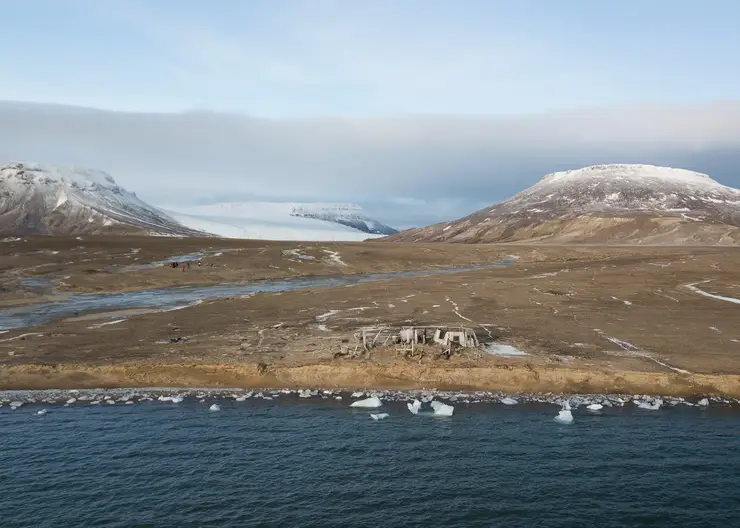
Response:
[[1, 101, 740, 228]]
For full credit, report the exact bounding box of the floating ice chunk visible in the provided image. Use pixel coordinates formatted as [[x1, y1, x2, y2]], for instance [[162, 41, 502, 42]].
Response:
[[430, 401, 455, 416], [10, 401, 23, 409], [66, 398, 76, 405], [90, 400, 100, 405], [586, 403, 603, 412], [234, 395, 247, 402], [370, 413, 390, 420], [501, 397, 518, 405], [697, 398, 710, 407], [635, 399, 662, 411], [554, 404, 574, 424], [209, 404, 221, 412], [107, 400, 116, 405], [334, 396, 343, 400], [125, 401, 134, 405], [171, 395, 184, 404], [350, 396, 383, 408], [36, 409, 48, 416], [351, 391, 365, 398], [407, 399, 422, 415]]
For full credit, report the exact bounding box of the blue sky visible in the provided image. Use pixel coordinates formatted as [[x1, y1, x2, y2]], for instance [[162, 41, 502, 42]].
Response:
[[3, 0, 740, 116], [1, 1, 740, 228]]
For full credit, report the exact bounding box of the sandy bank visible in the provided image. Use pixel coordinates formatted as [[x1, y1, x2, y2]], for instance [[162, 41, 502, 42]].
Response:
[[2, 362, 740, 397]]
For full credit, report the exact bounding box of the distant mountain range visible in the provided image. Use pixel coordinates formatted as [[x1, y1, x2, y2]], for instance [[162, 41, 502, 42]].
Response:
[[0, 162, 398, 240], [385, 164, 740, 245]]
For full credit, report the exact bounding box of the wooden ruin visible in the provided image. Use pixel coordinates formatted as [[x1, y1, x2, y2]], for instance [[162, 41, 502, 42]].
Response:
[[349, 325, 480, 359]]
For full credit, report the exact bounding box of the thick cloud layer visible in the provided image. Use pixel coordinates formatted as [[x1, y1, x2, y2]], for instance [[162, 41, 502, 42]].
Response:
[[1, 101, 740, 228]]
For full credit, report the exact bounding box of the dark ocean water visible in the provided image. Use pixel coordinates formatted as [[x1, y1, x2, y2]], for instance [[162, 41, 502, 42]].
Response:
[[2, 398, 739, 527]]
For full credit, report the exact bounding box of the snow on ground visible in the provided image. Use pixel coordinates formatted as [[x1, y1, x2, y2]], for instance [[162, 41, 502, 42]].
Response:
[[685, 281, 740, 305], [160, 202, 387, 241], [485, 344, 529, 356]]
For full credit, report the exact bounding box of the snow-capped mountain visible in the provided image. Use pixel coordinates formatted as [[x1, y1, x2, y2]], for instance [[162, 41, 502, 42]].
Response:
[[385, 164, 740, 245], [161, 202, 397, 241], [0, 162, 206, 236], [290, 204, 397, 235]]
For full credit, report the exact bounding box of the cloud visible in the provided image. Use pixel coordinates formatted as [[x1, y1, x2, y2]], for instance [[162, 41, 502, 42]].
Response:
[[1, 101, 740, 228]]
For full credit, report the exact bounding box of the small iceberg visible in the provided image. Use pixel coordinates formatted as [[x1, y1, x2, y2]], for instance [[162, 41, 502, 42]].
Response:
[[350, 396, 383, 408], [36, 409, 48, 416], [501, 397, 518, 406], [430, 400, 455, 416], [554, 402, 574, 424], [10, 401, 24, 410], [407, 399, 422, 415], [635, 399, 662, 411], [370, 413, 390, 421], [209, 404, 221, 412], [66, 398, 76, 405], [697, 398, 710, 407], [586, 403, 603, 412]]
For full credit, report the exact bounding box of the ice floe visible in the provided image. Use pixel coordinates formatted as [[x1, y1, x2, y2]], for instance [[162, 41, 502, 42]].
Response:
[[501, 397, 519, 405], [635, 398, 663, 411], [430, 401, 455, 416], [350, 396, 383, 408], [407, 399, 422, 414], [36, 409, 47, 416], [370, 413, 389, 420], [554, 402, 574, 424], [586, 403, 603, 412], [209, 404, 221, 412]]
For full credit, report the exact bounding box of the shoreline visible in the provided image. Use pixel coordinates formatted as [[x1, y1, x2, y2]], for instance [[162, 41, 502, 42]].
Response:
[[2, 362, 740, 397]]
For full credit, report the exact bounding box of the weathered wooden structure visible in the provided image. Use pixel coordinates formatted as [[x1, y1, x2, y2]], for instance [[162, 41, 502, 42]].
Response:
[[351, 325, 479, 358]]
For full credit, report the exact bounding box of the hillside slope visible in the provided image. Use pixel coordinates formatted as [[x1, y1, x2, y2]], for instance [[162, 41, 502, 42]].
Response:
[[385, 164, 740, 245], [0, 162, 205, 236]]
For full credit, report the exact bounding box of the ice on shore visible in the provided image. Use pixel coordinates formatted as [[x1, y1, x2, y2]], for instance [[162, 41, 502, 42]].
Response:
[[430, 400, 455, 416], [554, 402, 574, 424], [635, 399, 662, 411], [501, 397, 518, 406], [209, 404, 221, 412], [407, 399, 422, 415], [350, 396, 383, 408], [370, 413, 389, 420]]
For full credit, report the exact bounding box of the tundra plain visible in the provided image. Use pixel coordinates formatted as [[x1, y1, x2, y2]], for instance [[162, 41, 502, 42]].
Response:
[[1, 236, 739, 396]]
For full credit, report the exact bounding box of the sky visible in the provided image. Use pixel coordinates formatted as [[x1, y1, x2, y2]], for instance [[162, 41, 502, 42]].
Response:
[[2, 0, 740, 228]]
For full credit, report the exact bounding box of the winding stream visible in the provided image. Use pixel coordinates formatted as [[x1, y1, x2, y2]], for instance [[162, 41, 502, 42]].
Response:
[[1, 260, 515, 331]]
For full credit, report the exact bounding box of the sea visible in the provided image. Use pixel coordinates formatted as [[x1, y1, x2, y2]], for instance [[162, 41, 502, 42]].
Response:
[[2, 390, 739, 527]]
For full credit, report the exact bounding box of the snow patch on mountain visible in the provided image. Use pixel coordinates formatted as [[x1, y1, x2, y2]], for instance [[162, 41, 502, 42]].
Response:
[[162, 202, 393, 241], [0, 162, 204, 236], [385, 164, 740, 244], [478, 164, 740, 224]]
